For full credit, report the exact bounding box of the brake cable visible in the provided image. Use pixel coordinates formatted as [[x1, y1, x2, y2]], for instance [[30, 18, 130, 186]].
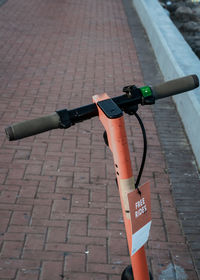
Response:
[[111, 111, 147, 193], [122, 84, 150, 192], [133, 111, 147, 190]]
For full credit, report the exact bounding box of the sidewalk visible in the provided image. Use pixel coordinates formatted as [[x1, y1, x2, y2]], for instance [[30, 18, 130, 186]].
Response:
[[0, 0, 199, 279]]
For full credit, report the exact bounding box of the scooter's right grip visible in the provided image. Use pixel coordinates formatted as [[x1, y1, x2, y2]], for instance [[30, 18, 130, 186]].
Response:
[[152, 75, 199, 100]]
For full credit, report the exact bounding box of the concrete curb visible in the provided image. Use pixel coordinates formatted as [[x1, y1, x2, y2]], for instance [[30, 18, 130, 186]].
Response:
[[132, 0, 200, 169], [0, 0, 8, 7]]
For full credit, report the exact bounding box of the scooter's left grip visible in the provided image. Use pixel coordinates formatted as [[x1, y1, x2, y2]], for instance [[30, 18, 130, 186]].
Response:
[[5, 112, 61, 141]]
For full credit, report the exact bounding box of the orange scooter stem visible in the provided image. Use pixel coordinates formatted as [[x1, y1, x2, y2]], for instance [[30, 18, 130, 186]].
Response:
[[93, 93, 150, 280]]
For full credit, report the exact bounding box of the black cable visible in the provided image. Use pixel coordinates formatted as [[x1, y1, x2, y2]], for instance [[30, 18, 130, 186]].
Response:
[[133, 112, 147, 190]]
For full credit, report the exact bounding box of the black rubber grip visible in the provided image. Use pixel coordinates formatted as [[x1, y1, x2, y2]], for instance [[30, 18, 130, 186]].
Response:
[[152, 75, 199, 100], [5, 112, 61, 141]]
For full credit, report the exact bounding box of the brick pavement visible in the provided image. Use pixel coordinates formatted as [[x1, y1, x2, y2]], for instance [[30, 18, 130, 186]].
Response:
[[0, 0, 199, 279]]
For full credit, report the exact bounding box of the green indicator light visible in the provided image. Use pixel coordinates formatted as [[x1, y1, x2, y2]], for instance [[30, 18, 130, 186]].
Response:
[[140, 86, 152, 97]]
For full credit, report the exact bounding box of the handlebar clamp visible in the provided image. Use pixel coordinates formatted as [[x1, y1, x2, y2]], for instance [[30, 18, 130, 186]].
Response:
[[123, 85, 140, 98], [123, 84, 155, 108], [56, 109, 72, 128]]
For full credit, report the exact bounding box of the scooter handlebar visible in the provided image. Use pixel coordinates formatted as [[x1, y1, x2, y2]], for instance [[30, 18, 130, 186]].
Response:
[[5, 74, 199, 141]]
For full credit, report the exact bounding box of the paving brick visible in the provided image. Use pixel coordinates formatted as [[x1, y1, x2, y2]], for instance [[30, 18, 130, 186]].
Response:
[[88, 229, 111, 239], [56, 176, 73, 188], [16, 270, 40, 280], [64, 272, 107, 280], [87, 262, 124, 275], [74, 171, 90, 184], [25, 164, 42, 175], [51, 199, 70, 220], [89, 215, 107, 230], [87, 245, 107, 264], [45, 243, 85, 254], [17, 197, 51, 207], [7, 168, 25, 180], [165, 220, 183, 235], [0, 232, 25, 242], [1, 241, 23, 258], [38, 181, 55, 193], [65, 253, 86, 273], [11, 211, 31, 226], [90, 189, 107, 203], [19, 186, 38, 198], [0, 190, 18, 204], [69, 220, 87, 237], [24, 174, 57, 183], [40, 261, 63, 280], [109, 237, 129, 256], [24, 234, 45, 250], [68, 236, 107, 247], [90, 163, 106, 179], [47, 227, 67, 243], [32, 205, 51, 219], [72, 194, 89, 208], [108, 208, 123, 224], [0, 268, 17, 279], [71, 206, 106, 216], [8, 225, 46, 235], [0, 259, 40, 274]]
